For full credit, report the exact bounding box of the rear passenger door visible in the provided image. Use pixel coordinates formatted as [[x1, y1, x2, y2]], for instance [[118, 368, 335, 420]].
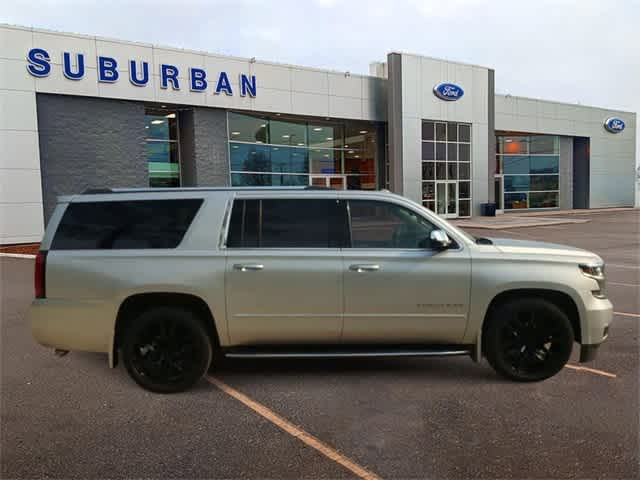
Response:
[[224, 196, 347, 345]]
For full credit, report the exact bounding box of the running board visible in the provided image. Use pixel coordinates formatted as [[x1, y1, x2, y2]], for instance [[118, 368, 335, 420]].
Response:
[[223, 346, 472, 359]]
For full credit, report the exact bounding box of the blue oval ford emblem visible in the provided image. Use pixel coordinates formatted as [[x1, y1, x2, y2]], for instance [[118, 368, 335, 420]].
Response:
[[604, 117, 625, 133], [433, 83, 464, 101]]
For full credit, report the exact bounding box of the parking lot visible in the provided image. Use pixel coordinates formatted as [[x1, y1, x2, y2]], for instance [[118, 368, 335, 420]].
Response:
[[1, 209, 638, 479]]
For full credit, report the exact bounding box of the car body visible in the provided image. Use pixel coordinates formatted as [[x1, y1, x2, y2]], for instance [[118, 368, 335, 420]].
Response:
[[28, 187, 613, 392]]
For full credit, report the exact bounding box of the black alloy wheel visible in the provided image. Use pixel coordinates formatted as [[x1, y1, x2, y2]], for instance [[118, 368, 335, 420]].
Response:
[[484, 298, 574, 382], [123, 307, 212, 393]]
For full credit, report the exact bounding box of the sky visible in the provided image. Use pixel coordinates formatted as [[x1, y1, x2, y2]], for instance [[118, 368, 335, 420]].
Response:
[[3, 0, 639, 169]]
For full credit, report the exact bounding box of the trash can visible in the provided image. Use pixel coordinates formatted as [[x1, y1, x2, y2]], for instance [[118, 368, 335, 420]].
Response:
[[480, 203, 497, 217]]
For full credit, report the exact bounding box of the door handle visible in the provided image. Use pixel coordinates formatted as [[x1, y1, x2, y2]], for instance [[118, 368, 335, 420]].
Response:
[[233, 263, 264, 272], [349, 264, 380, 273]]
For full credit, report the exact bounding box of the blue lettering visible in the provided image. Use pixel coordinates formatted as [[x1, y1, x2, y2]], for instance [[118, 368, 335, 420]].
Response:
[[98, 56, 119, 82], [160, 64, 180, 90], [62, 52, 85, 80], [240, 74, 256, 97], [129, 60, 149, 86], [215, 71, 233, 95], [26, 48, 51, 77], [190, 68, 207, 92]]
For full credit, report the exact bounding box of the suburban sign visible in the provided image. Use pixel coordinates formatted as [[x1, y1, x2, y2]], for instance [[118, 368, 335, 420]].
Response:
[[25, 47, 257, 97], [603, 117, 625, 134], [433, 82, 464, 101]]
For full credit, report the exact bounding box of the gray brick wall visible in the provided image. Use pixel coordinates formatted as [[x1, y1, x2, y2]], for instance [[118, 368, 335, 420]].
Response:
[[36, 93, 147, 220], [191, 107, 229, 187]]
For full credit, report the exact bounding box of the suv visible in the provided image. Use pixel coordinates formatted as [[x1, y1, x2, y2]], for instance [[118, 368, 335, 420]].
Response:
[[29, 188, 613, 393]]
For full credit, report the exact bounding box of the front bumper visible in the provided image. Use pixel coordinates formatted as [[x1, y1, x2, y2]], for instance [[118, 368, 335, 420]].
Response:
[[579, 297, 613, 363]]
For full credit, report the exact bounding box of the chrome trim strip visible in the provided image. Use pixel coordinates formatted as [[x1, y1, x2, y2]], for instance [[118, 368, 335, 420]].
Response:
[[225, 350, 471, 359]]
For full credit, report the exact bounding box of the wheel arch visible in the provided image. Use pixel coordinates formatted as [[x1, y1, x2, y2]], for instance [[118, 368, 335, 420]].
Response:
[[111, 292, 220, 367], [474, 288, 581, 361]]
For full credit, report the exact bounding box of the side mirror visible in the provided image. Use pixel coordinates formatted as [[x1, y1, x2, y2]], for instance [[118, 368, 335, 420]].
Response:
[[429, 229, 452, 249]]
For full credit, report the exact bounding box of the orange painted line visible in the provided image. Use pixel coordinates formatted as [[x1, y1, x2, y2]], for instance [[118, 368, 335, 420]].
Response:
[[565, 364, 617, 378], [206, 375, 382, 480], [614, 311, 640, 318]]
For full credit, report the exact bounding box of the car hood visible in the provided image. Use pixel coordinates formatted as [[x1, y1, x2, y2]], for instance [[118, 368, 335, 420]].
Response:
[[486, 237, 602, 262]]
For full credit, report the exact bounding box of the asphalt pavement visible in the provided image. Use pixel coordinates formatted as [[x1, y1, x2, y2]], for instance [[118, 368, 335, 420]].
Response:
[[1, 209, 638, 479]]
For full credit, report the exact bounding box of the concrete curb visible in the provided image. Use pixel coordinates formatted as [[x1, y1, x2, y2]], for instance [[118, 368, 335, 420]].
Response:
[[0, 253, 36, 259]]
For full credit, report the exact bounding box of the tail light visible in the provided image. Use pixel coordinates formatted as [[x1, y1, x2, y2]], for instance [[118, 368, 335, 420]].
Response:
[[34, 251, 47, 298]]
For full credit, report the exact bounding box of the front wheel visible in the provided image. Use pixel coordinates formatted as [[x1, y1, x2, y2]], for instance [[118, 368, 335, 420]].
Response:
[[483, 298, 574, 382], [122, 307, 212, 393]]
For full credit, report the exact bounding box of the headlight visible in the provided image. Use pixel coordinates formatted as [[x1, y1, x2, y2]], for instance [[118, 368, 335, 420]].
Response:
[[580, 263, 606, 298]]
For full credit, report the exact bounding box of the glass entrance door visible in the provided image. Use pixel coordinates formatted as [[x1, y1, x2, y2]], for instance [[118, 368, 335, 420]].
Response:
[[436, 181, 458, 218]]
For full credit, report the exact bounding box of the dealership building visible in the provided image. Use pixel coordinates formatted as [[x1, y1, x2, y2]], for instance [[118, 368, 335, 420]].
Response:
[[1, 24, 637, 245]]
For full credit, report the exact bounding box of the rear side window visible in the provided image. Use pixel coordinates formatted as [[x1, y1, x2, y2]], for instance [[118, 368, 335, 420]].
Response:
[[227, 198, 347, 248], [51, 199, 203, 250]]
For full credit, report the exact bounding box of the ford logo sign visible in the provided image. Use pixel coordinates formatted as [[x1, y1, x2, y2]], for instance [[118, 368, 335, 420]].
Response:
[[604, 117, 625, 133], [433, 83, 464, 101]]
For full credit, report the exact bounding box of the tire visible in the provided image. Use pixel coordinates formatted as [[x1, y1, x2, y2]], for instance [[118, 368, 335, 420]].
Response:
[[483, 298, 574, 382], [122, 307, 212, 393]]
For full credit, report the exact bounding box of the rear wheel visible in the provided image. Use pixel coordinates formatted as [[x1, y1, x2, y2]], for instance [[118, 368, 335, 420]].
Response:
[[484, 298, 574, 382], [122, 307, 212, 393]]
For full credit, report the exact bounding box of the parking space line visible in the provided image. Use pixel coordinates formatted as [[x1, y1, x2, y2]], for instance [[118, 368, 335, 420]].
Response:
[[206, 376, 382, 480], [608, 282, 639, 288], [614, 311, 640, 318], [565, 364, 617, 378]]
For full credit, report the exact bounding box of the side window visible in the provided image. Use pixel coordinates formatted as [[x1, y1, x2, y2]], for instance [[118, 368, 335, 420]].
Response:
[[226, 198, 347, 248], [51, 199, 203, 250], [227, 200, 259, 248], [348, 200, 437, 249]]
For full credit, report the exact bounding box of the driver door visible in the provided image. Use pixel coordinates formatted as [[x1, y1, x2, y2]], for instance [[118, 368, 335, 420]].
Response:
[[341, 199, 471, 343]]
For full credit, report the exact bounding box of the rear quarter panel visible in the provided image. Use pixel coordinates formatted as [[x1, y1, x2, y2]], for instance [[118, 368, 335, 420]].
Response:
[[40, 193, 231, 355]]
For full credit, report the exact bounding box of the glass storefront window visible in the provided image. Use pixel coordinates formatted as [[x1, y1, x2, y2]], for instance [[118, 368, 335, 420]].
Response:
[[458, 124, 471, 143], [530, 155, 559, 174], [145, 109, 180, 188], [504, 193, 528, 209], [530, 135, 559, 154], [458, 144, 470, 162], [497, 133, 560, 210], [270, 119, 307, 146], [231, 172, 309, 187], [422, 142, 435, 160], [504, 175, 530, 192], [309, 124, 343, 149], [228, 112, 269, 143], [228, 112, 377, 190], [530, 192, 559, 208], [309, 149, 339, 174], [459, 163, 470, 180], [503, 156, 529, 175], [422, 162, 435, 180], [422, 122, 434, 141], [498, 136, 528, 154], [530, 175, 559, 191]]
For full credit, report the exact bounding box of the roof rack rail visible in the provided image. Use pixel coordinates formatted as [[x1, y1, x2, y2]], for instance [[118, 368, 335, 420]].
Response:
[[304, 186, 332, 190], [82, 188, 113, 194]]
